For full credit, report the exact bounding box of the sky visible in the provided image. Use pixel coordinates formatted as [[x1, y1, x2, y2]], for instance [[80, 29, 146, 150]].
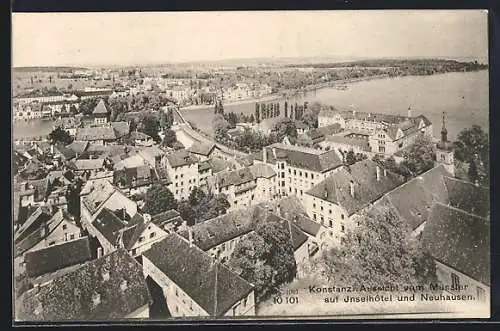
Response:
[[12, 10, 489, 67]]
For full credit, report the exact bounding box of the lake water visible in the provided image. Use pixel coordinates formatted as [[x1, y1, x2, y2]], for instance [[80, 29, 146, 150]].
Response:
[[14, 71, 489, 141]]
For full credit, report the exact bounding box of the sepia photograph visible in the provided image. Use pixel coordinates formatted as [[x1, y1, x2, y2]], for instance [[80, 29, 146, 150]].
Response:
[[11, 10, 490, 321]]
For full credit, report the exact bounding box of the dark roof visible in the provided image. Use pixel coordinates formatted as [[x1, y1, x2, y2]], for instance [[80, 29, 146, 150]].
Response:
[[114, 166, 154, 189], [188, 141, 216, 156], [76, 127, 116, 141], [74, 159, 105, 171], [248, 163, 276, 179], [93, 208, 129, 246], [165, 149, 199, 168], [92, 99, 108, 115], [444, 177, 490, 219], [109, 122, 130, 138], [150, 209, 181, 227], [376, 165, 452, 230], [266, 214, 308, 251], [216, 167, 255, 188], [207, 158, 233, 173], [81, 179, 116, 215], [306, 159, 405, 216], [25, 237, 92, 278], [178, 208, 257, 251], [14, 206, 52, 243], [263, 144, 343, 173], [143, 234, 253, 316], [422, 203, 490, 286], [54, 143, 77, 160], [17, 249, 150, 321]]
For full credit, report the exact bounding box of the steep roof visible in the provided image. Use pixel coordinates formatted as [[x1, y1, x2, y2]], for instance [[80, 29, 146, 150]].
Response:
[[150, 209, 183, 228], [92, 208, 130, 246], [165, 149, 198, 168], [215, 167, 255, 189], [17, 249, 150, 321], [306, 159, 405, 216], [248, 163, 276, 179], [422, 203, 490, 286], [178, 208, 257, 251], [76, 127, 116, 141], [14, 206, 52, 243], [188, 141, 216, 156], [143, 233, 253, 316], [92, 99, 108, 115], [74, 159, 105, 171], [25, 237, 92, 278], [324, 134, 371, 151], [114, 165, 153, 189], [376, 165, 452, 230], [264, 143, 343, 173], [109, 122, 130, 138], [443, 177, 490, 219], [81, 179, 116, 215]]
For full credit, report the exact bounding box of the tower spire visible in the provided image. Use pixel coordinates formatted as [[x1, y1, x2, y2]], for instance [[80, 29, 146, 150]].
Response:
[[441, 111, 448, 142]]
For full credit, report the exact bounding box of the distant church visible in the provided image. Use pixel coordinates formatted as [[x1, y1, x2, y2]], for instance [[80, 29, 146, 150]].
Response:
[[435, 111, 455, 176]]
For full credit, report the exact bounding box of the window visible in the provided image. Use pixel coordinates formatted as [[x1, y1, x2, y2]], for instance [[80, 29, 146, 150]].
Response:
[[313, 203, 316, 209], [379, 146, 385, 153], [49, 241, 55, 246], [288, 169, 291, 174], [70, 234, 75, 240], [320, 216, 324, 224], [176, 288, 179, 296], [451, 273, 460, 289], [329, 209, 332, 214], [138, 236, 145, 243], [289, 187, 292, 193], [341, 214, 345, 220], [149, 232, 155, 239], [131, 248, 137, 255], [313, 214, 317, 220], [311, 174, 314, 180], [320, 206, 324, 211], [305, 172, 308, 178], [234, 200, 238, 205], [299, 171, 302, 177], [280, 163, 284, 170], [341, 224, 345, 232], [281, 181, 285, 187], [62, 224, 67, 230], [175, 175, 178, 179], [222, 242, 226, 251], [294, 170, 297, 175]]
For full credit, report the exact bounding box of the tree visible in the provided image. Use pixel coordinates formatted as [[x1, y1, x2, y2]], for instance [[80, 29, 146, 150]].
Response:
[[139, 114, 161, 142], [229, 217, 297, 301], [162, 129, 177, 148], [49, 126, 73, 145], [178, 201, 197, 226], [454, 125, 489, 163], [273, 118, 298, 141], [313, 205, 436, 287], [401, 135, 435, 177], [467, 159, 479, 183], [213, 114, 230, 142], [143, 184, 178, 215], [345, 149, 357, 165]]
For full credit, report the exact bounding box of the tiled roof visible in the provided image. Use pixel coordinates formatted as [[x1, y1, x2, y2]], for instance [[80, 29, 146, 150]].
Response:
[[109, 122, 130, 138], [444, 177, 490, 219], [422, 203, 490, 286], [14, 206, 52, 243], [25, 237, 92, 278], [324, 135, 371, 151], [92, 208, 130, 246], [263, 143, 343, 173], [74, 159, 105, 171], [165, 149, 198, 168], [207, 158, 233, 173], [76, 127, 116, 141], [17, 249, 151, 321], [114, 166, 153, 189], [188, 141, 216, 156], [215, 167, 255, 188], [248, 163, 276, 179], [306, 159, 405, 216], [178, 207, 257, 251], [54, 143, 76, 160], [377, 165, 452, 230], [115, 154, 147, 170], [150, 209, 181, 227], [143, 233, 253, 316], [92, 99, 108, 115], [81, 179, 116, 215]]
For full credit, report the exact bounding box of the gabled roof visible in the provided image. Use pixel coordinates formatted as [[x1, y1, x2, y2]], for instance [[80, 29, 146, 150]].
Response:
[[150, 209, 183, 228], [53, 143, 77, 160], [324, 134, 371, 151], [215, 167, 255, 189], [178, 208, 257, 251], [188, 141, 216, 156], [443, 177, 490, 219], [14, 206, 52, 243], [248, 163, 276, 179], [306, 159, 405, 216], [165, 149, 198, 168], [76, 127, 116, 141], [263, 143, 343, 173], [25, 237, 92, 278], [74, 159, 105, 171], [92, 208, 130, 246], [109, 122, 130, 138], [81, 179, 116, 215], [422, 203, 490, 286], [92, 99, 108, 115], [143, 233, 253, 316], [17, 249, 150, 321]]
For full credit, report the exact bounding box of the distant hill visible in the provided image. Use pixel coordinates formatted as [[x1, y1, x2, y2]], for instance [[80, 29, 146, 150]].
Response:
[[13, 66, 89, 73]]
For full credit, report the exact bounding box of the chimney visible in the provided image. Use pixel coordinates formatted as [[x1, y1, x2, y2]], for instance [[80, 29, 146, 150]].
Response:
[[276, 204, 281, 217], [272, 147, 277, 159], [40, 222, 47, 238], [143, 213, 151, 224], [122, 207, 127, 221], [408, 109, 413, 118], [188, 227, 193, 247], [350, 180, 355, 197], [383, 168, 387, 177], [262, 147, 267, 164], [376, 166, 381, 181], [50, 144, 54, 154]]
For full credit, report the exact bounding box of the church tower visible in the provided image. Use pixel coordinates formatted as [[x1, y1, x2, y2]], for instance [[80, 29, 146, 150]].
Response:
[[436, 111, 455, 176]]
